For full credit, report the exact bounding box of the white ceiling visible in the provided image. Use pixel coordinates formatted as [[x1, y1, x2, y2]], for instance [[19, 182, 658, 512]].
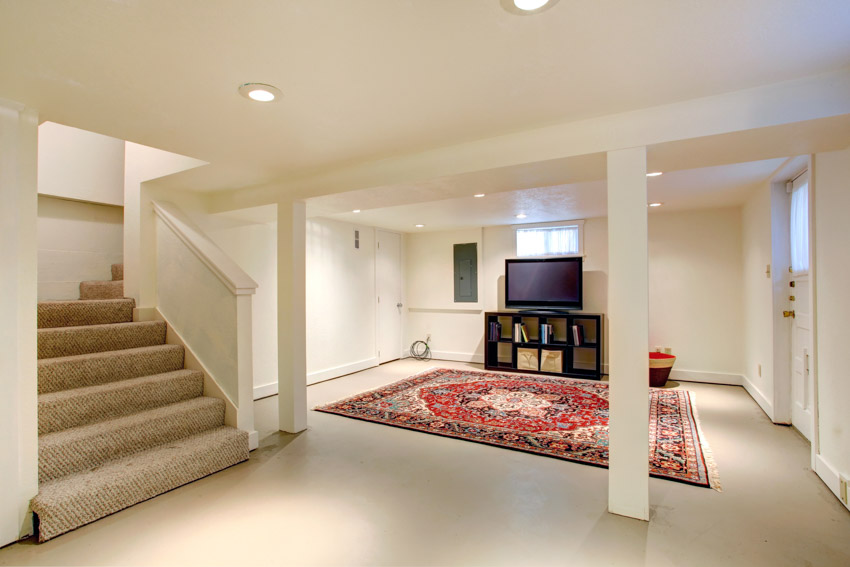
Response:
[[1, 0, 849, 194], [315, 157, 788, 232]]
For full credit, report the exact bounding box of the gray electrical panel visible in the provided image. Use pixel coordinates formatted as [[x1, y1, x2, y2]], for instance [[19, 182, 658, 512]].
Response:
[[453, 243, 478, 303]]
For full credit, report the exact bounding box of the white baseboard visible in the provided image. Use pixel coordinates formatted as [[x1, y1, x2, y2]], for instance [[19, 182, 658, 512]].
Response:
[[253, 382, 278, 400], [742, 375, 775, 420], [814, 453, 850, 512], [307, 357, 379, 386], [429, 350, 485, 364], [671, 369, 743, 386]]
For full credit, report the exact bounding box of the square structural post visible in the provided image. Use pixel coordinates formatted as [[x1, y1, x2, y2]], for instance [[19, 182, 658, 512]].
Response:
[[277, 199, 308, 433], [606, 146, 650, 521]]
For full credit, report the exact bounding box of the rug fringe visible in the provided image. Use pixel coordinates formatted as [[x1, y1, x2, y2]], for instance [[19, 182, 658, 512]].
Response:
[[687, 391, 722, 492]]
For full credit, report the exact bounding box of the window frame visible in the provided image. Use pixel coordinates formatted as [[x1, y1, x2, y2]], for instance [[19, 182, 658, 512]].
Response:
[[514, 219, 585, 258]]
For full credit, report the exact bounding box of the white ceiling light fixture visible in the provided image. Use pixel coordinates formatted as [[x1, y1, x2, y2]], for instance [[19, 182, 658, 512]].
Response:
[[415, 224, 425, 228], [474, 193, 486, 198], [648, 202, 663, 207], [352, 209, 361, 213], [646, 172, 664, 177], [501, 0, 559, 15], [516, 213, 527, 219], [238, 83, 282, 102]]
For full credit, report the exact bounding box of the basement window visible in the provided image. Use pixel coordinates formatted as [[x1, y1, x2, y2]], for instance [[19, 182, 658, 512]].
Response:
[[516, 221, 584, 257]]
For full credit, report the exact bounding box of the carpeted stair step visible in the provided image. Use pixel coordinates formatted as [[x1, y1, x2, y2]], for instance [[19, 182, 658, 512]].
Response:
[[79, 280, 123, 300], [111, 263, 123, 281], [38, 344, 184, 394], [39, 396, 226, 483], [37, 299, 135, 329], [38, 321, 166, 360], [32, 426, 248, 542], [38, 370, 205, 435]]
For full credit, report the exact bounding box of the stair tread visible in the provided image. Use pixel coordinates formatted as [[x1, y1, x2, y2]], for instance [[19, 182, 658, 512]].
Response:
[[39, 397, 225, 483], [32, 426, 248, 542], [38, 320, 166, 359], [38, 369, 204, 434], [38, 344, 185, 394], [37, 298, 135, 329]]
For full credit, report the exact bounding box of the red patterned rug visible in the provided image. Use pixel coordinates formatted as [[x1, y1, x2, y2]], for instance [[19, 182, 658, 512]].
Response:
[[315, 367, 720, 489]]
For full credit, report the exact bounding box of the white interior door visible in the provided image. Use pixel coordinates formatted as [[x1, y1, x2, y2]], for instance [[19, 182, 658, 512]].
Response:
[[788, 171, 813, 441], [376, 230, 403, 364], [790, 274, 813, 441]]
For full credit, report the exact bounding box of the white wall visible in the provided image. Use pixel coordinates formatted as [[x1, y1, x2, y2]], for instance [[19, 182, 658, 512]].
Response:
[[37, 196, 124, 300], [306, 217, 379, 383], [741, 182, 780, 417], [403, 209, 745, 383], [812, 145, 850, 509], [38, 122, 124, 206], [207, 217, 278, 398], [405, 228, 484, 362]]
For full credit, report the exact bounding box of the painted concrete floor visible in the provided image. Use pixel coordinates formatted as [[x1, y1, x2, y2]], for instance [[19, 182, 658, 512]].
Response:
[[2, 359, 849, 566]]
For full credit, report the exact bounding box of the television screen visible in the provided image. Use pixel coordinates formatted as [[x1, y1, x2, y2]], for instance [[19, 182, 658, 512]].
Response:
[[505, 257, 582, 310]]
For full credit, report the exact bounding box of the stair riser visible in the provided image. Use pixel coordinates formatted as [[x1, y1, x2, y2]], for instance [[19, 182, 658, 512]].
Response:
[[38, 345, 184, 394], [38, 321, 166, 359], [39, 398, 226, 483], [39, 372, 204, 435], [111, 263, 123, 281], [79, 280, 123, 300], [38, 299, 135, 329], [32, 427, 248, 542]]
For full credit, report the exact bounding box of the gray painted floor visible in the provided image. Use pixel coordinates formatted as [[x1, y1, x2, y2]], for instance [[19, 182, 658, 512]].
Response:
[[2, 359, 849, 566]]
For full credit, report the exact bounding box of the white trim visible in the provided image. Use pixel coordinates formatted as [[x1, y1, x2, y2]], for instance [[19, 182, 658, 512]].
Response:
[[742, 375, 775, 421], [814, 454, 850, 512], [428, 351, 486, 364], [307, 357, 379, 385], [152, 201, 258, 295], [670, 369, 743, 386], [253, 382, 278, 400]]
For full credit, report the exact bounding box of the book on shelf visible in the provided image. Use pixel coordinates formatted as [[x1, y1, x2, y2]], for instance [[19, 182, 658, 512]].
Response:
[[571, 324, 584, 346], [521, 323, 529, 343], [513, 323, 522, 343], [540, 323, 554, 345], [488, 321, 502, 341]]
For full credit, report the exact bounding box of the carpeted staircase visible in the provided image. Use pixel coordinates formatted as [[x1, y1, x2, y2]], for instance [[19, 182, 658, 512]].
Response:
[[31, 264, 249, 542]]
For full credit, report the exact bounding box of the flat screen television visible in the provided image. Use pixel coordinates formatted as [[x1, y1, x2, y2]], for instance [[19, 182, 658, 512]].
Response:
[[504, 257, 583, 311]]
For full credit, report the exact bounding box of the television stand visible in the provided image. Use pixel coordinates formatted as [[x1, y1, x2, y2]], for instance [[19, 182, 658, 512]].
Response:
[[484, 311, 603, 380]]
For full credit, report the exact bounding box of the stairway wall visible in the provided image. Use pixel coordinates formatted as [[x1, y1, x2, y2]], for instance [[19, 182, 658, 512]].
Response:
[[38, 196, 123, 301]]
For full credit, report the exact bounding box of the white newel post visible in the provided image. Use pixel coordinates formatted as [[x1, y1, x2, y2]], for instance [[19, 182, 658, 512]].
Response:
[[606, 146, 650, 521], [0, 101, 39, 544], [278, 199, 308, 433]]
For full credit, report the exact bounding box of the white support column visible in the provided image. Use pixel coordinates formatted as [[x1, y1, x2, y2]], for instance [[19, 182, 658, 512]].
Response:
[[277, 199, 308, 433], [606, 146, 650, 521], [0, 100, 39, 544]]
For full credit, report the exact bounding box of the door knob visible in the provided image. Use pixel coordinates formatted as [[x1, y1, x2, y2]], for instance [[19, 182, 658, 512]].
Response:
[[397, 302, 403, 308], [783, 310, 795, 318]]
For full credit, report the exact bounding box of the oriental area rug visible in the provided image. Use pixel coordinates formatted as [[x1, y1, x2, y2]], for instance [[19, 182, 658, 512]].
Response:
[[315, 367, 720, 490]]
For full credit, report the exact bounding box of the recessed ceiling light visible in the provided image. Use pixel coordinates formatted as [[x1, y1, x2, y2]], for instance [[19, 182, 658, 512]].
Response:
[[352, 209, 361, 213], [501, 0, 559, 15], [474, 194, 486, 198], [648, 202, 663, 207], [415, 224, 425, 228], [646, 172, 664, 177], [514, 0, 549, 10], [238, 83, 282, 103], [516, 214, 527, 219]]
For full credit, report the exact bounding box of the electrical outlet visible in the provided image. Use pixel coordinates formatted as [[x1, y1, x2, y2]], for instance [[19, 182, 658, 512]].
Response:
[[841, 475, 848, 505], [663, 347, 672, 354]]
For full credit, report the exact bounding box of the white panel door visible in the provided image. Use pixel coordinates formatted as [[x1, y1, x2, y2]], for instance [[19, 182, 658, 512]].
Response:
[[376, 230, 403, 364], [790, 274, 813, 441]]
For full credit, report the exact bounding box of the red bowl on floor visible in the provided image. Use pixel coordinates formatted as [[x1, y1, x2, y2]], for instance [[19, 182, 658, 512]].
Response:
[[649, 352, 676, 387]]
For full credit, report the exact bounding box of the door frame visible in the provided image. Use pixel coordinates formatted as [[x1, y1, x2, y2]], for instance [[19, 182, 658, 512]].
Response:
[[770, 156, 819, 461]]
